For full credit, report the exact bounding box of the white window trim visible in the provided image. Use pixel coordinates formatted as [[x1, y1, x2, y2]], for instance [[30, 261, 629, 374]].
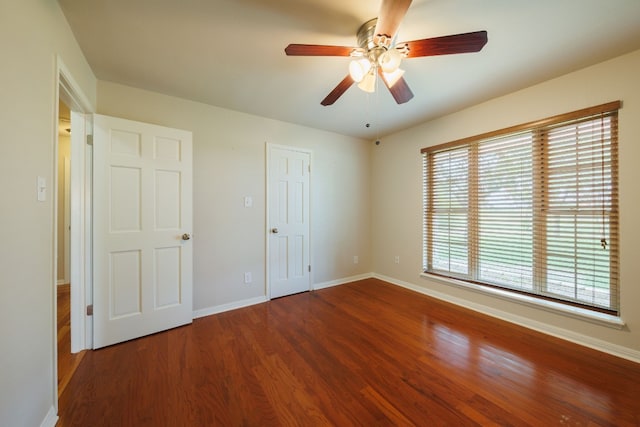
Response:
[[420, 272, 625, 330]]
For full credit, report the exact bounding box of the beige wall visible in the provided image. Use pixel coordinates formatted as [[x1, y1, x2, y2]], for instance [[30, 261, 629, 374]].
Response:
[[97, 81, 372, 311], [0, 1, 97, 426], [372, 49, 640, 358]]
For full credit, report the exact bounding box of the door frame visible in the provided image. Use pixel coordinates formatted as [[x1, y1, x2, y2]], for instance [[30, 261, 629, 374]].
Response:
[[265, 143, 313, 299], [53, 57, 94, 409]]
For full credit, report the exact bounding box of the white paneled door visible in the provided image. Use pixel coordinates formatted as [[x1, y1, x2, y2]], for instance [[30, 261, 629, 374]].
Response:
[[93, 114, 193, 349], [268, 145, 311, 299]]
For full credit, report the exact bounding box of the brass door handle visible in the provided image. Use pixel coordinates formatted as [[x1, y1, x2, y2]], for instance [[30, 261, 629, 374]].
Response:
[[182, 233, 191, 241], [271, 228, 279, 234]]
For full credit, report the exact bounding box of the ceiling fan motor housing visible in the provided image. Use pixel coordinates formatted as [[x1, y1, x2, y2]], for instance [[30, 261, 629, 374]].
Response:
[[357, 18, 381, 50], [355, 18, 407, 68]]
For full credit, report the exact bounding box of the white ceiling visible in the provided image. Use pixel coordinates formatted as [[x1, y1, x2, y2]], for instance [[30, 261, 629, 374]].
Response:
[[58, 0, 640, 140]]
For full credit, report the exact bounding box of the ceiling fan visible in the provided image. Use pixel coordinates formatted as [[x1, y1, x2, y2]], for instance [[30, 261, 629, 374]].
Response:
[[285, 0, 488, 106]]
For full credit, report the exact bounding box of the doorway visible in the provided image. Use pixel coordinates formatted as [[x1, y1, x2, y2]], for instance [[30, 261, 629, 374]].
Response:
[[54, 59, 94, 411], [56, 100, 85, 396]]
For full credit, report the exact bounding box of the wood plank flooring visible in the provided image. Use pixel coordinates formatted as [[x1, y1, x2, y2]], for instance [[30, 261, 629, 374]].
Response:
[[58, 278, 640, 426], [56, 284, 85, 397]]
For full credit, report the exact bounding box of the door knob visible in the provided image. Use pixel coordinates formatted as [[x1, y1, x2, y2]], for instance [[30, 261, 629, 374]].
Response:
[[181, 233, 191, 241], [271, 228, 279, 234]]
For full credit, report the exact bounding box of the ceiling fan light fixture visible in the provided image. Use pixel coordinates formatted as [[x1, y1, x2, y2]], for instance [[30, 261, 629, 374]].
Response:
[[285, 3, 489, 106], [382, 68, 405, 88], [349, 58, 372, 83], [357, 69, 377, 93], [378, 48, 402, 73]]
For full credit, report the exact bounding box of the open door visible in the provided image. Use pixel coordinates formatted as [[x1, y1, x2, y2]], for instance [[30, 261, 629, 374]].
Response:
[[92, 114, 193, 349]]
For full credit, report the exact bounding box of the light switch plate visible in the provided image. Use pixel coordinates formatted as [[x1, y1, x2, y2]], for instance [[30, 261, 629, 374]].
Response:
[[37, 176, 46, 202]]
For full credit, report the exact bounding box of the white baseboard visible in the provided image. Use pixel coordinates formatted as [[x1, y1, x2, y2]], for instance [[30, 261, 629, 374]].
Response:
[[313, 272, 374, 290], [40, 406, 58, 427], [192, 273, 375, 319], [193, 296, 268, 319], [374, 273, 640, 364]]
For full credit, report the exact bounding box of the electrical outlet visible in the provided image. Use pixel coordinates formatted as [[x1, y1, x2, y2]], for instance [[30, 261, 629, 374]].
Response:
[[244, 272, 252, 284], [394, 256, 400, 264], [353, 256, 359, 264]]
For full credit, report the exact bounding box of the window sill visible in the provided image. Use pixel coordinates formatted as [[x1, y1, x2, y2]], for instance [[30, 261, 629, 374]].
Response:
[[420, 272, 626, 330]]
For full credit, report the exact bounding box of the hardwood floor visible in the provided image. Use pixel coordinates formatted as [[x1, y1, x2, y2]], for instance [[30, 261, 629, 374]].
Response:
[[57, 284, 85, 397], [58, 278, 640, 426]]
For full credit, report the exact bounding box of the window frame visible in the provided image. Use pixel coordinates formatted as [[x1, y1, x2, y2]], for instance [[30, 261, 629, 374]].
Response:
[[421, 101, 620, 315]]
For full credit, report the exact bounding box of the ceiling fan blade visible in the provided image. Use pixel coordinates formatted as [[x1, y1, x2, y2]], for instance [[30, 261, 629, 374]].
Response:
[[378, 68, 414, 104], [401, 30, 488, 58], [374, 0, 412, 39], [321, 75, 355, 106], [285, 44, 354, 56]]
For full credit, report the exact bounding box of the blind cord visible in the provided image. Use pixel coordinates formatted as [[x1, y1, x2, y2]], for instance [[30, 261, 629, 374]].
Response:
[[600, 114, 608, 250]]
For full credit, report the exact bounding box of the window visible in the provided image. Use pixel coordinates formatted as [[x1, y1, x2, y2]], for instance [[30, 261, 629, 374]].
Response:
[[422, 102, 620, 313]]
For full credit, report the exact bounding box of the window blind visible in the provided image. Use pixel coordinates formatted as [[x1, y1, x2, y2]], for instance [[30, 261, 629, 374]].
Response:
[[422, 102, 620, 313]]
